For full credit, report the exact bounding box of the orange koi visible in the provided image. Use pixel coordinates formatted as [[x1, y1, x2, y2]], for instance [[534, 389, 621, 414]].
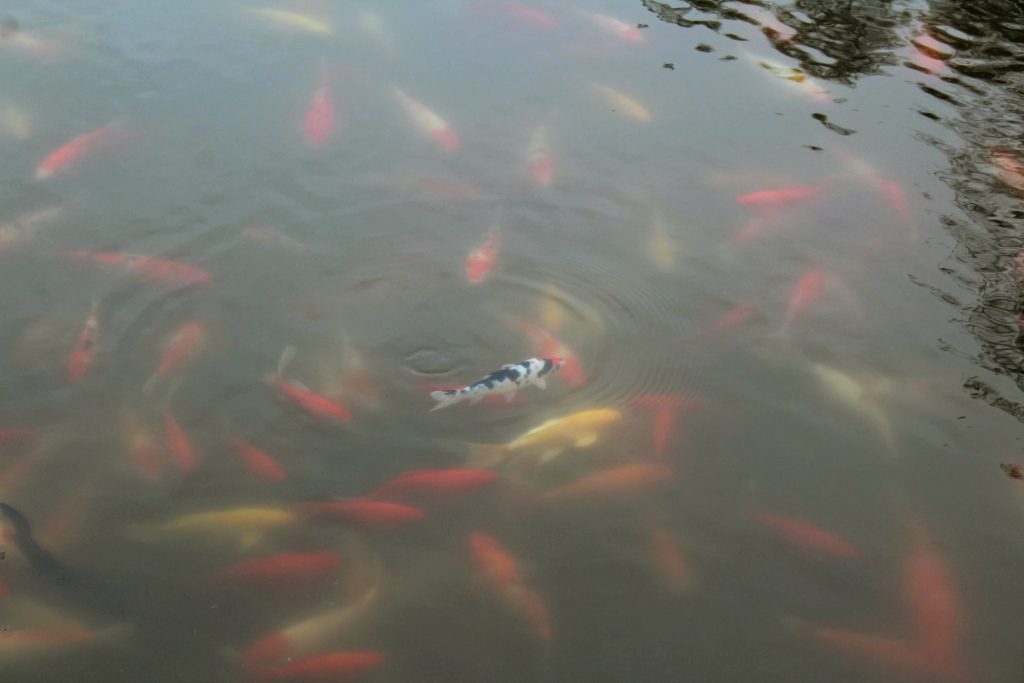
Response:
[[70, 251, 212, 286], [35, 123, 120, 180], [272, 346, 352, 422], [499, 2, 556, 30], [467, 532, 552, 643], [581, 10, 644, 43], [303, 59, 335, 148], [258, 651, 384, 682], [66, 297, 99, 383], [208, 552, 342, 589], [163, 410, 198, 476], [697, 302, 757, 342], [229, 437, 285, 482], [370, 468, 498, 501], [295, 499, 424, 531], [465, 227, 500, 284], [145, 321, 206, 392], [748, 508, 858, 558], [737, 183, 825, 208], [783, 266, 827, 328], [904, 522, 964, 668]]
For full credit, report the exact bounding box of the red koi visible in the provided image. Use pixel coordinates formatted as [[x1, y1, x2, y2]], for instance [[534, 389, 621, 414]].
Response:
[[468, 532, 524, 590], [748, 508, 858, 558], [163, 410, 198, 476], [70, 251, 212, 286], [303, 60, 335, 148], [258, 650, 384, 682], [35, 123, 118, 180], [499, 2, 556, 30], [229, 437, 285, 482], [208, 552, 342, 588], [0, 427, 35, 443], [370, 468, 498, 500], [66, 298, 99, 382], [904, 523, 964, 667], [784, 266, 827, 328], [697, 302, 757, 342], [543, 463, 674, 502], [737, 183, 824, 208], [275, 377, 352, 421], [465, 229, 500, 284], [145, 321, 206, 391], [295, 499, 424, 531]]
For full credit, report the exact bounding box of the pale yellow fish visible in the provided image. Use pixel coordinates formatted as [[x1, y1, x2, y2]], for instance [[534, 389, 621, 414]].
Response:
[[812, 363, 896, 454], [243, 7, 334, 35], [538, 289, 567, 332], [157, 506, 295, 548], [473, 408, 622, 467], [592, 84, 651, 123], [648, 213, 678, 271], [1, 103, 31, 140], [743, 52, 830, 102]]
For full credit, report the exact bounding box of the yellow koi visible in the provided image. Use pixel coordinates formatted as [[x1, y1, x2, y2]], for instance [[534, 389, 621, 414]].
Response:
[[157, 506, 296, 548], [243, 7, 333, 36], [472, 408, 622, 467]]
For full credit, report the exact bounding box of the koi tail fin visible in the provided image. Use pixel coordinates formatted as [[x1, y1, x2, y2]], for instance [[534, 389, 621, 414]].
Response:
[[429, 389, 461, 412]]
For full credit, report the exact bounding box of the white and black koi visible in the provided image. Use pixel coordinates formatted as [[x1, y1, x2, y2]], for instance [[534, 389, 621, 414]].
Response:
[[429, 357, 564, 412]]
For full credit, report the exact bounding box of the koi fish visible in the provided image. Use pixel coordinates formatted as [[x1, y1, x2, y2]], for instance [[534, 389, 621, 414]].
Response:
[[258, 650, 384, 682], [465, 224, 500, 285], [592, 84, 651, 123], [783, 266, 827, 329], [748, 508, 858, 558], [737, 184, 825, 209], [393, 88, 460, 152], [208, 552, 342, 589], [1, 102, 31, 140], [543, 463, 674, 502], [369, 468, 498, 501], [243, 585, 379, 669], [69, 251, 212, 286], [696, 303, 757, 342], [812, 363, 896, 453], [229, 437, 286, 482], [157, 506, 295, 548], [525, 124, 555, 186], [904, 521, 964, 669], [468, 532, 552, 642], [746, 54, 830, 102], [144, 321, 206, 393], [581, 10, 645, 43], [295, 499, 424, 531], [66, 297, 99, 383], [242, 225, 313, 252], [472, 408, 622, 467], [303, 59, 335, 148], [0, 205, 64, 252], [793, 622, 931, 677], [990, 148, 1024, 194], [507, 318, 585, 387], [163, 410, 198, 476], [429, 357, 564, 411], [499, 2, 557, 30], [647, 524, 690, 594], [36, 123, 119, 180], [647, 213, 679, 270], [271, 346, 353, 422], [243, 7, 333, 35]]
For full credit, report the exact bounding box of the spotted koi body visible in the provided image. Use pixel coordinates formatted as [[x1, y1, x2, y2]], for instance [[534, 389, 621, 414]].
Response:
[[429, 357, 563, 412]]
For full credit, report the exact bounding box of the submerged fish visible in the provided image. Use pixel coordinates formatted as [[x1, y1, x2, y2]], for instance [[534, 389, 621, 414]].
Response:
[[258, 651, 384, 682], [748, 507, 858, 559], [303, 59, 335, 147], [144, 321, 206, 393], [271, 346, 353, 422], [157, 506, 295, 548], [70, 251, 212, 286], [295, 499, 424, 531], [468, 532, 553, 642], [647, 213, 678, 270], [243, 7, 333, 35], [592, 84, 651, 123], [65, 296, 100, 383], [473, 408, 622, 467], [525, 124, 555, 186], [429, 357, 563, 411], [369, 469, 498, 501], [208, 552, 342, 589], [542, 463, 674, 502], [36, 122, 121, 180], [812, 363, 896, 453], [465, 225, 500, 284], [393, 88, 460, 152], [0, 205, 65, 251], [229, 437, 286, 482], [242, 225, 313, 253]]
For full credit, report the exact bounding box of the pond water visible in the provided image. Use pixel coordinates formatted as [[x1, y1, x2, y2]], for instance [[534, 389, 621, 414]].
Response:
[[0, 1, 1023, 681]]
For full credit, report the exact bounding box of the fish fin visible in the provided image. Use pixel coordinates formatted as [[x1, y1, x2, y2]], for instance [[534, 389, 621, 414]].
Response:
[[277, 345, 297, 377], [574, 432, 598, 448], [534, 377, 547, 390], [466, 443, 508, 468], [429, 390, 460, 412]]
